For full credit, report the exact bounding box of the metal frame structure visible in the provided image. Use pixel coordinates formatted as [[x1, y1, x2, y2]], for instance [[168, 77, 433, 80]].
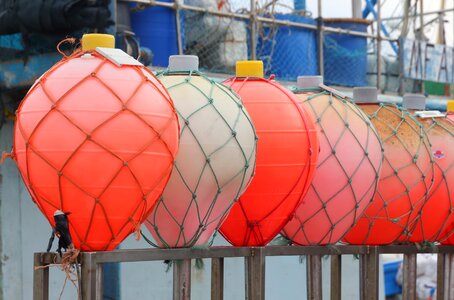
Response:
[[122, 0, 396, 92], [34, 245, 454, 300], [2, 0, 451, 96], [122, 0, 453, 98]]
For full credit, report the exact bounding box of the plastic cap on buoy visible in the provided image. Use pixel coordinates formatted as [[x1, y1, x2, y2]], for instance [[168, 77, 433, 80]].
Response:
[[54, 210, 64, 216], [168, 55, 199, 71], [402, 93, 426, 110], [236, 60, 264, 78], [82, 34, 115, 52], [353, 87, 378, 104], [447, 100, 454, 112], [297, 76, 323, 89]]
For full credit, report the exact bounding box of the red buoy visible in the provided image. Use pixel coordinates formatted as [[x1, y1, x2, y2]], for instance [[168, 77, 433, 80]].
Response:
[[282, 77, 382, 245], [343, 87, 434, 245], [219, 61, 319, 246], [13, 34, 180, 251]]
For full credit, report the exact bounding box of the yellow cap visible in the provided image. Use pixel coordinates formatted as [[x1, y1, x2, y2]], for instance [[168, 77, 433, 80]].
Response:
[[236, 60, 264, 78], [81, 34, 115, 51], [448, 100, 454, 112]]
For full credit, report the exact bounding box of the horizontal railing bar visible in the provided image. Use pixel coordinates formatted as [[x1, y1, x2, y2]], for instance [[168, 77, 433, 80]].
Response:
[[89, 247, 252, 263], [264, 245, 369, 256], [120, 0, 396, 41], [379, 245, 454, 254], [35, 245, 454, 265]]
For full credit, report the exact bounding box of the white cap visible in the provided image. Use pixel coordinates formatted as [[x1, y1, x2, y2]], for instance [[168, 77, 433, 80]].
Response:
[[353, 87, 378, 103], [402, 93, 426, 110], [297, 76, 323, 89], [168, 55, 199, 72], [54, 210, 65, 216]]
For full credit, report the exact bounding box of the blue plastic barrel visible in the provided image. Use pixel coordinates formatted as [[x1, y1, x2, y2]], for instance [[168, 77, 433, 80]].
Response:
[[256, 14, 318, 81], [323, 18, 370, 87], [130, 1, 178, 67], [383, 260, 402, 296]]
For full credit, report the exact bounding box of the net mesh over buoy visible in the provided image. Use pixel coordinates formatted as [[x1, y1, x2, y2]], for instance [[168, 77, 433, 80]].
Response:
[[343, 103, 434, 245], [13, 50, 180, 251], [144, 70, 257, 248], [282, 88, 383, 245], [407, 116, 453, 243]]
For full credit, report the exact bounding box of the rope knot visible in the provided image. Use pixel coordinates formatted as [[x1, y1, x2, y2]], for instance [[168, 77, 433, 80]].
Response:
[[0, 151, 13, 164]]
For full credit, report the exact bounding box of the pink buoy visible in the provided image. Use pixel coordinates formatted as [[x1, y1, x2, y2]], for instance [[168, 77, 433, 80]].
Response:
[[282, 77, 383, 245]]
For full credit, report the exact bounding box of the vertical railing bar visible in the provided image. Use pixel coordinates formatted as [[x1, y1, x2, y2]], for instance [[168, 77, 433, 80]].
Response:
[[317, 0, 324, 76], [376, 0, 382, 91], [360, 246, 379, 300], [402, 253, 417, 300], [448, 254, 454, 299], [366, 246, 379, 300], [249, 0, 257, 60], [33, 253, 49, 300], [173, 259, 192, 300], [211, 257, 224, 300], [307, 255, 323, 300], [175, 0, 183, 55], [330, 255, 342, 300], [398, 38, 404, 95], [359, 254, 366, 300], [245, 247, 265, 300], [81, 252, 97, 300], [95, 263, 104, 300], [436, 253, 446, 300]]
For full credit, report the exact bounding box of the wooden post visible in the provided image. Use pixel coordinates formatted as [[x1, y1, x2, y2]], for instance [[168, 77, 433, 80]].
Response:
[[245, 247, 265, 300], [402, 253, 417, 300], [81, 252, 100, 300], [360, 247, 379, 300], [173, 259, 192, 300], [211, 258, 224, 300], [307, 255, 323, 300], [330, 255, 342, 300], [437, 253, 447, 300], [33, 253, 49, 300]]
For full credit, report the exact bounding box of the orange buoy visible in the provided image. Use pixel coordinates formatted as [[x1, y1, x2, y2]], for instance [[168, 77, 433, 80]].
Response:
[[281, 77, 382, 245], [219, 61, 319, 246], [144, 55, 257, 248], [343, 87, 434, 245], [399, 94, 454, 243], [13, 34, 180, 251]]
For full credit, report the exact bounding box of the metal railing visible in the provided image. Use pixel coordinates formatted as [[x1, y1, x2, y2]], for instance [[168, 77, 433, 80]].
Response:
[[33, 245, 454, 300]]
